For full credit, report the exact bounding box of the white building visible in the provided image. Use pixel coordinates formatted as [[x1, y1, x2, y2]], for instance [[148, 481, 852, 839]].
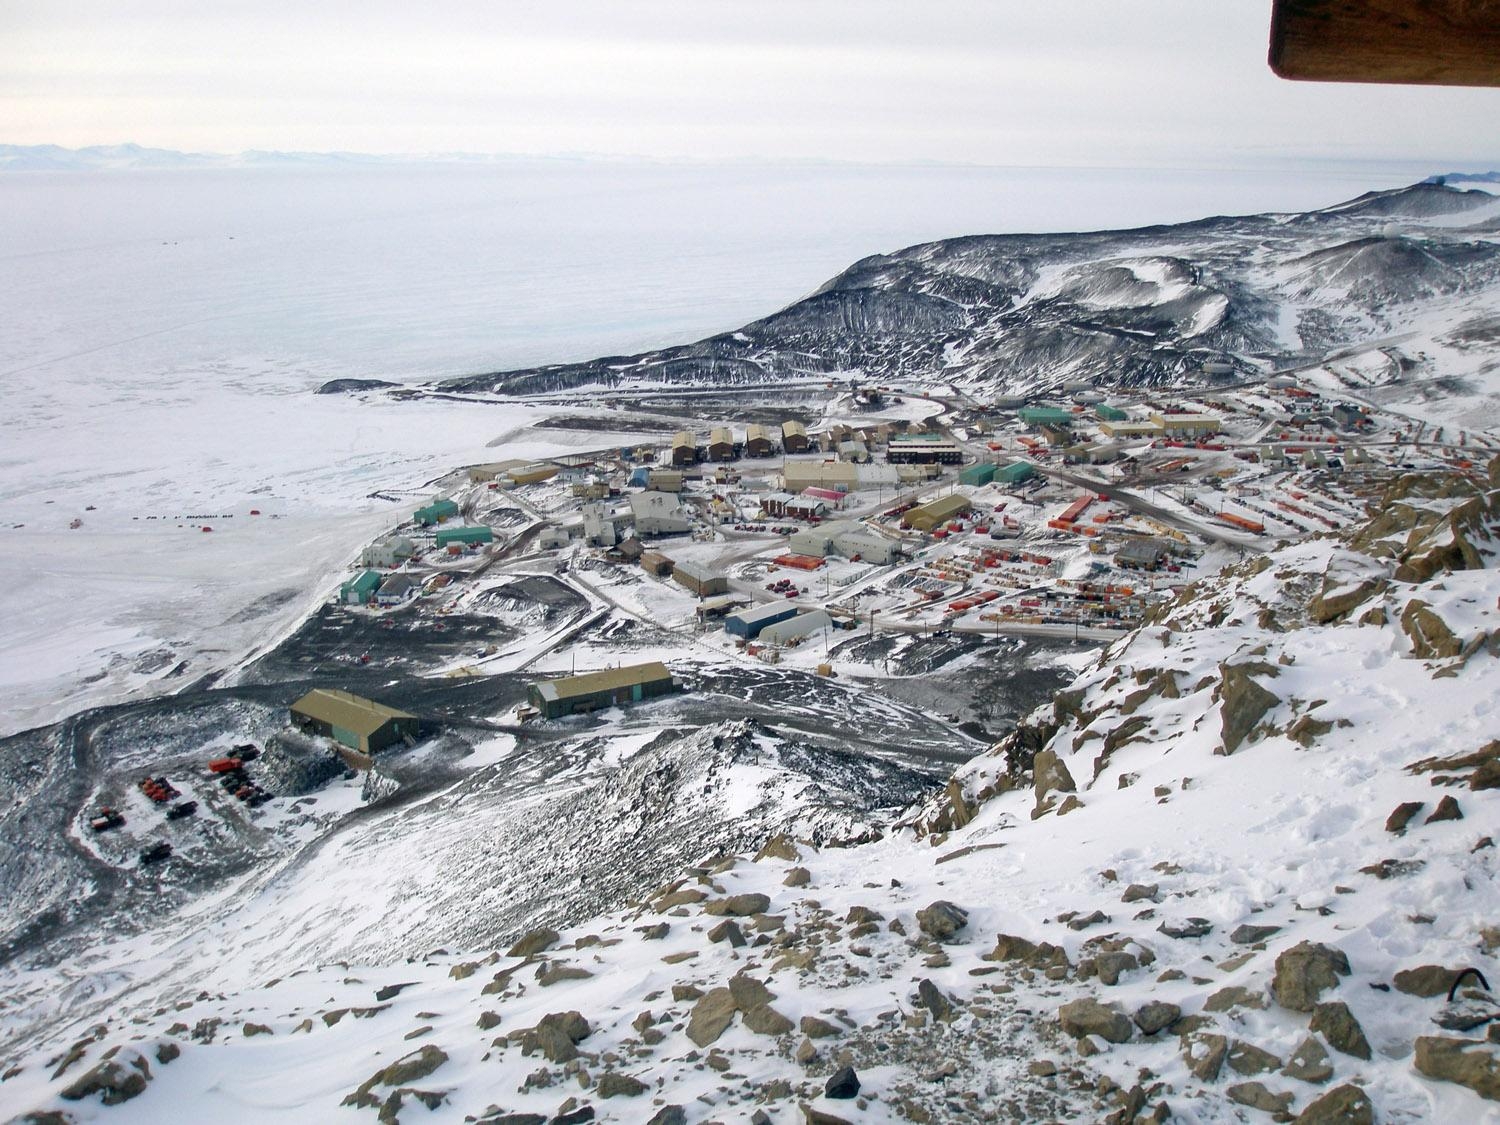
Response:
[[581, 501, 617, 547], [361, 535, 416, 568], [758, 609, 834, 646], [630, 490, 693, 536]]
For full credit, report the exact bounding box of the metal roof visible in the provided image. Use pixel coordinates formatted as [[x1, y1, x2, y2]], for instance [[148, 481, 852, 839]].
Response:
[[726, 601, 801, 626], [291, 689, 414, 737], [533, 661, 673, 703]]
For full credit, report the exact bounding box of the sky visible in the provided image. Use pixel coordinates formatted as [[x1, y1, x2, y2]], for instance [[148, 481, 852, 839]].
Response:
[[2, 0, 1498, 168]]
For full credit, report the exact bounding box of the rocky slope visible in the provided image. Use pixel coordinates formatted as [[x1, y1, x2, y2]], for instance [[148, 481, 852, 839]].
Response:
[[6, 458, 1499, 1123], [397, 182, 1500, 428]]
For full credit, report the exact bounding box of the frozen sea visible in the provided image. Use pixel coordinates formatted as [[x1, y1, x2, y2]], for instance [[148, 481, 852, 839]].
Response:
[[0, 155, 1445, 734]]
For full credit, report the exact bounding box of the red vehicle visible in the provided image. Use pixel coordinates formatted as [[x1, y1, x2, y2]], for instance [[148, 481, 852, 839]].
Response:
[[90, 807, 125, 833], [207, 757, 243, 774]]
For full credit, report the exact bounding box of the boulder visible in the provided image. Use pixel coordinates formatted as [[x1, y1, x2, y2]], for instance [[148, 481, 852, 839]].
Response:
[[984, 933, 1069, 970], [1394, 965, 1463, 997], [686, 989, 737, 1047], [1096, 951, 1139, 986], [1182, 1032, 1229, 1082], [1157, 918, 1213, 940], [1121, 883, 1159, 904], [1311, 1002, 1372, 1060], [1204, 985, 1268, 1014], [1058, 998, 1132, 1044], [784, 867, 812, 887], [506, 928, 560, 958], [708, 919, 746, 947], [1227, 1081, 1294, 1115], [1032, 749, 1077, 816], [1401, 599, 1464, 659], [1426, 795, 1463, 824], [742, 1004, 795, 1036], [704, 893, 771, 917], [800, 1015, 840, 1039], [1414, 1035, 1500, 1101], [646, 1109, 687, 1125], [1384, 802, 1424, 835], [755, 834, 801, 862], [824, 1065, 861, 1099], [1133, 1001, 1181, 1036], [1217, 662, 1280, 755], [1272, 942, 1350, 1012], [1228, 1040, 1283, 1076], [596, 1072, 649, 1098], [59, 1058, 149, 1105], [1295, 1083, 1374, 1124], [1282, 1036, 1334, 1084], [1231, 923, 1283, 945], [916, 900, 969, 942], [729, 974, 774, 1011], [915, 978, 956, 1023]]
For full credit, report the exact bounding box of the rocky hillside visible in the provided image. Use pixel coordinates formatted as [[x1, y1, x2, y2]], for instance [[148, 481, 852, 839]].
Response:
[[401, 183, 1500, 427], [5, 459, 1498, 1123]]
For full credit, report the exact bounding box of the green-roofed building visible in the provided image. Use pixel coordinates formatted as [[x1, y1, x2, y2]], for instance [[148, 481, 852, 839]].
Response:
[[339, 570, 382, 605], [1096, 404, 1128, 422], [996, 461, 1037, 484], [1018, 407, 1075, 429], [434, 525, 493, 549], [528, 661, 678, 719], [290, 688, 418, 756], [958, 462, 998, 486], [413, 498, 460, 526]]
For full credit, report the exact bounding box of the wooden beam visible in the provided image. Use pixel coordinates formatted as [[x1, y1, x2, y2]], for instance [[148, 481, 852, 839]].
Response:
[[1269, 0, 1500, 87]]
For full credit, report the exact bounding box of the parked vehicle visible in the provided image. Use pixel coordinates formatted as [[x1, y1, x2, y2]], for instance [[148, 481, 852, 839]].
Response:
[[89, 807, 125, 833], [165, 801, 198, 821], [139, 842, 173, 865], [207, 756, 243, 774]]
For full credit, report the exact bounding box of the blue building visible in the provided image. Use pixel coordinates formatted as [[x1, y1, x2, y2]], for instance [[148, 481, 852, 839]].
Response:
[[724, 602, 800, 639]]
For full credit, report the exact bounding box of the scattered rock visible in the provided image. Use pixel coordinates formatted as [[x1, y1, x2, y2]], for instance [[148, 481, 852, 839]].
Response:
[[1095, 951, 1139, 986], [800, 1015, 840, 1039], [743, 1004, 795, 1036], [1182, 1032, 1228, 1082], [1282, 1036, 1334, 1085], [708, 919, 746, 947], [242, 1023, 272, 1038], [729, 974, 774, 1011], [1133, 1001, 1181, 1036], [1228, 1040, 1283, 1076], [916, 901, 968, 943], [1414, 1035, 1500, 1100], [756, 834, 801, 862], [596, 1072, 649, 1098], [1311, 1002, 1372, 1060], [537, 964, 592, 987], [1426, 795, 1464, 824], [784, 867, 812, 888], [1157, 918, 1213, 940], [1227, 1081, 1295, 1115], [1231, 923, 1283, 945], [795, 1037, 817, 1064], [373, 982, 416, 1002], [477, 1011, 501, 1031], [800, 1106, 853, 1125], [1217, 662, 1281, 754], [507, 928, 560, 958], [645, 1108, 686, 1125], [1066, 910, 1109, 932], [529, 1012, 590, 1064], [1384, 802, 1424, 835], [655, 889, 707, 911], [635, 923, 669, 941], [686, 989, 737, 1047], [915, 979, 956, 1023], [1058, 998, 1132, 1044], [59, 1058, 149, 1106], [704, 893, 771, 917], [1032, 749, 1077, 818], [824, 1065, 861, 1099], [1273, 942, 1351, 1012], [1295, 1083, 1374, 1124], [1121, 883, 1159, 904], [1205, 985, 1268, 1014]]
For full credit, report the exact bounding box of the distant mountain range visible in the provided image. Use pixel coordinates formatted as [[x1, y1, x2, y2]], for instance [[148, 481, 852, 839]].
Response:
[[410, 180, 1500, 428], [0, 142, 601, 172]]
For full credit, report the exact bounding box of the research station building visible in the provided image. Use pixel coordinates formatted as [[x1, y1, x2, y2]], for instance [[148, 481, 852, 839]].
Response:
[[528, 661, 678, 719], [290, 689, 418, 757]]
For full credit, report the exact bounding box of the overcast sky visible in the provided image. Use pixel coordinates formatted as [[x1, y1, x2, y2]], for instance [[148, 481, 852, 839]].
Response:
[[3, 0, 1497, 167]]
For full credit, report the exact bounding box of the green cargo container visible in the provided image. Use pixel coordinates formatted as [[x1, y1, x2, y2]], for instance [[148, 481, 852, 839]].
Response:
[[958, 462, 998, 486], [413, 498, 460, 526], [340, 570, 382, 604], [996, 461, 1037, 484], [1096, 404, 1128, 422]]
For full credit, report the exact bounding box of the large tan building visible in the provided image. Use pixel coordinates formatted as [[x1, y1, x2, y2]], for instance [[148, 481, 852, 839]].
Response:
[[781, 420, 809, 454], [708, 428, 736, 461], [745, 424, 774, 457], [1150, 413, 1223, 438], [902, 494, 973, 532], [290, 689, 418, 758], [670, 431, 698, 466]]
